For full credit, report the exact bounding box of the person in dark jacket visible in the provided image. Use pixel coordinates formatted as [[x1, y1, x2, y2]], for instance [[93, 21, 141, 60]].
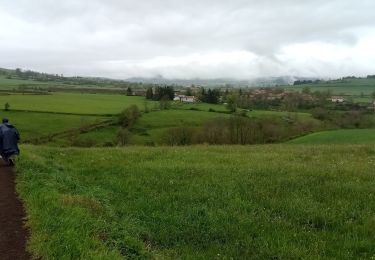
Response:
[[0, 118, 20, 166]]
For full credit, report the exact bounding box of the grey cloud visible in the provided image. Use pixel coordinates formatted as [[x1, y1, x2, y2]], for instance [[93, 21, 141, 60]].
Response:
[[0, 0, 374, 78]]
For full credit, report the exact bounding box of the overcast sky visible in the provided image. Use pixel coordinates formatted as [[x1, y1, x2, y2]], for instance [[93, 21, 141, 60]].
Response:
[[0, 0, 374, 79]]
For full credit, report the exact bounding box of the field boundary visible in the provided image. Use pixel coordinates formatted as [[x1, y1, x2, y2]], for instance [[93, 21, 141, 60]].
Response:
[[6, 109, 117, 117], [23, 119, 116, 144]]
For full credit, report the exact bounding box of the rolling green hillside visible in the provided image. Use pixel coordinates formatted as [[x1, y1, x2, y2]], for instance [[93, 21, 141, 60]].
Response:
[[17, 144, 375, 259], [288, 129, 375, 144], [0, 94, 150, 144], [129, 109, 230, 145], [0, 75, 50, 89], [287, 78, 375, 96], [0, 90, 316, 146], [65, 109, 320, 146], [3, 68, 374, 259], [0, 92, 149, 115], [0, 110, 109, 141]]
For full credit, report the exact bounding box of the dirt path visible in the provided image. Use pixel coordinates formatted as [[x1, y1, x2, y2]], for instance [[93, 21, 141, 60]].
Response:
[[0, 162, 30, 260]]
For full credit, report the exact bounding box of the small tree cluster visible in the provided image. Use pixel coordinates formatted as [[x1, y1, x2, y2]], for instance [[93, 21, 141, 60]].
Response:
[[159, 97, 171, 110], [126, 87, 133, 96], [146, 87, 154, 100], [200, 88, 220, 104], [4, 102, 10, 111], [161, 115, 319, 146], [153, 86, 175, 101], [225, 94, 238, 112], [118, 105, 141, 128], [116, 128, 131, 145]]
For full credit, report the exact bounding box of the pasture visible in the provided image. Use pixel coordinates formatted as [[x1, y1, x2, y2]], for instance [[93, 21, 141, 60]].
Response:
[[17, 144, 375, 259], [0, 110, 109, 141], [287, 78, 375, 96], [0, 92, 149, 115], [130, 109, 230, 145], [0, 87, 324, 147], [172, 101, 228, 112], [60, 109, 231, 146], [288, 129, 375, 144], [3, 69, 375, 259], [129, 109, 321, 145], [0, 75, 49, 89], [46, 107, 322, 146], [0, 93, 149, 144]]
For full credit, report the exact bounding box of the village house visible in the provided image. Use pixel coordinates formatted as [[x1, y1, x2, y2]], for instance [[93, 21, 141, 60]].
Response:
[[331, 96, 345, 103], [366, 100, 375, 110], [174, 94, 196, 103]]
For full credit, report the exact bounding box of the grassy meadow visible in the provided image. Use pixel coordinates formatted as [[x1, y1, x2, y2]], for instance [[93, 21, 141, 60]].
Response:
[[57, 108, 230, 146], [17, 144, 375, 259], [288, 129, 375, 144], [0, 92, 149, 115], [0, 110, 109, 141], [0, 90, 241, 146], [72, 108, 320, 146], [172, 101, 228, 112], [130, 110, 230, 145], [0, 93, 149, 144], [0, 75, 49, 89], [2, 72, 375, 259], [287, 78, 375, 96]]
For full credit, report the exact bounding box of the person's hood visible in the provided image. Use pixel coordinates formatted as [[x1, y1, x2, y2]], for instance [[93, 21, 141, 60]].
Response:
[[3, 123, 14, 128]]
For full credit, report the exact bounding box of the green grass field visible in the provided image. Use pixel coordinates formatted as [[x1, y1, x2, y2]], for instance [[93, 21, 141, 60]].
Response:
[[62, 108, 320, 146], [0, 91, 155, 144], [0, 75, 49, 89], [136, 110, 228, 129], [0, 110, 109, 141], [0, 93, 149, 115], [131, 109, 318, 145], [17, 144, 375, 259], [287, 78, 375, 96], [172, 101, 228, 112], [248, 110, 313, 119], [0, 88, 322, 146], [48, 126, 119, 147], [130, 109, 230, 145], [65, 109, 230, 146], [288, 129, 375, 144], [3, 71, 375, 259]]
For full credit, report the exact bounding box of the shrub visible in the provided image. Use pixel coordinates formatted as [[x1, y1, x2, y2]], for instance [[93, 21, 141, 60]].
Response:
[[159, 97, 171, 110], [118, 105, 141, 128], [117, 128, 131, 146], [311, 107, 329, 120], [4, 102, 10, 111], [162, 127, 196, 146]]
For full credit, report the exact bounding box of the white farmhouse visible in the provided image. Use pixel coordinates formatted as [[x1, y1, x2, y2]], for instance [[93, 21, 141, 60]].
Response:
[[331, 96, 345, 103], [174, 95, 196, 103]]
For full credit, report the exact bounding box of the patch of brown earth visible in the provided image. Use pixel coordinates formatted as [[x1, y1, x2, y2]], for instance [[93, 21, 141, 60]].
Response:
[[0, 162, 30, 260]]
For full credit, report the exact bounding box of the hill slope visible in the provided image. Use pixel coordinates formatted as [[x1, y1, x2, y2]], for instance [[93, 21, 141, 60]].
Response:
[[288, 129, 375, 144], [287, 78, 375, 95]]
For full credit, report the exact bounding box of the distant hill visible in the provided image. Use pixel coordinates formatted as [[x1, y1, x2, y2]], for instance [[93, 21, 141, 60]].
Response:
[[287, 77, 375, 95], [0, 67, 320, 88], [5, 67, 374, 91], [0, 67, 149, 90], [125, 75, 305, 87]]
